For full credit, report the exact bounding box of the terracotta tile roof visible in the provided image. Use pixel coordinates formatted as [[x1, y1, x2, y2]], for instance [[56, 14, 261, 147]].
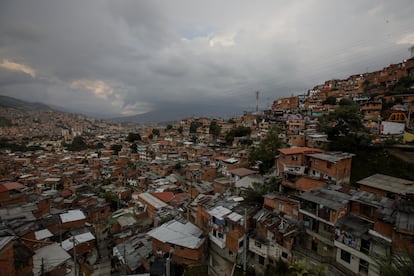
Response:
[[61, 189, 72, 197], [173, 193, 189, 201], [0, 182, 25, 191], [152, 192, 175, 203], [278, 147, 323, 155]]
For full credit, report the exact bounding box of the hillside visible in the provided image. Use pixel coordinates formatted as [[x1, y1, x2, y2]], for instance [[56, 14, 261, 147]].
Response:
[[0, 95, 52, 110]]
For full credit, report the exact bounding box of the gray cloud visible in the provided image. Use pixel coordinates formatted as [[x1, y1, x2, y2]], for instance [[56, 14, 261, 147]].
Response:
[[0, 0, 413, 119]]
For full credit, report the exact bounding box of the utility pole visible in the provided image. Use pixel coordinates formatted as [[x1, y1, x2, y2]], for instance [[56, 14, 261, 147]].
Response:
[[243, 208, 248, 274], [72, 237, 77, 276], [41, 258, 45, 276]]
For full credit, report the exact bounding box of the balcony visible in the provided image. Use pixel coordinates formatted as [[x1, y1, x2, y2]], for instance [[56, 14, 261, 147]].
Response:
[[209, 233, 225, 249]]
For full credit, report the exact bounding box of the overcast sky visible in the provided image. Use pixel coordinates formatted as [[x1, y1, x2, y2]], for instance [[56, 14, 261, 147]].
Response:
[[1, 0, 414, 119]]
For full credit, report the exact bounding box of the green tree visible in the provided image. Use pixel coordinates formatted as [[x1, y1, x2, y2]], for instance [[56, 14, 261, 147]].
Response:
[[127, 132, 141, 142], [338, 98, 354, 106], [322, 105, 370, 152], [322, 96, 337, 105], [65, 136, 88, 151], [249, 126, 283, 174], [189, 121, 203, 133], [377, 250, 414, 276], [209, 120, 221, 140], [241, 180, 279, 204], [166, 124, 173, 131], [152, 128, 160, 136], [177, 126, 183, 135], [265, 258, 289, 276], [289, 262, 308, 276], [225, 126, 251, 145], [110, 144, 122, 155], [130, 143, 138, 153]]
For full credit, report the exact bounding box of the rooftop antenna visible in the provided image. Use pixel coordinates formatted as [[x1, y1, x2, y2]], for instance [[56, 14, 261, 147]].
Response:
[[255, 91, 259, 113]]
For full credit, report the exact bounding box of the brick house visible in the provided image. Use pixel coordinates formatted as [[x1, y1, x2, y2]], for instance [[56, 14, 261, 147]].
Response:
[[147, 218, 206, 265], [306, 152, 354, 186], [333, 191, 395, 276], [59, 209, 87, 229], [263, 193, 300, 219], [299, 187, 351, 260], [356, 173, 414, 198], [0, 182, 27, 207], [276, 147, 325, 192], [249, 208, 298, 274], [0, 236, 15, 276]]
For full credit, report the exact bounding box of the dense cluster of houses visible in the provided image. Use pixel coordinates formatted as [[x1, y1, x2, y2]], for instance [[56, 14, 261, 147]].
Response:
[[1, 129, 414, 276], [0, 56, 414, 276]]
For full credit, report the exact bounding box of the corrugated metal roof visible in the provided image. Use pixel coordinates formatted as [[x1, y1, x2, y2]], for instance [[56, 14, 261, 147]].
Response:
[[208, 206, 232, 220], [61, 232, 95, 251], [33, 243, 71, 276], [307, 152, 355, 163], [357, 174, 414, 195], [35, 229, 53, 240], [147, 219, 204, 249], [227, 212, 243, 222], [60, 209, 86, 223], [139, 192, 168, 209]]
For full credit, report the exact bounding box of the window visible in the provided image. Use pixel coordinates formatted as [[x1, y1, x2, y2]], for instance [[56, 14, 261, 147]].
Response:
[[239, 240, 244, 248], [359, 259, 369, 274], [282, 252, 288, 259], [255, 241, 261, 248], [291, 155, 298, 161], [361, 239, 370, 254], [327, 162, 332, 168], [259, 255, 265, 265], [340, 249, 351, 263], [361, 204, 374, 217], [279, 203, 285, 212]]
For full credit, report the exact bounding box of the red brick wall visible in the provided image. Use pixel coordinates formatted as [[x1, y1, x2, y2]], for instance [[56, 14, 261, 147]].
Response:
[[359, 185, 387, 197], [226, 225, 244, 253], [264, 197, 299, 219], [310, 158, 352, 184], [151, 238, 205, 265], [61, 219, 87, 229], [295, 177, 325, 191], [0, 240, 15, 276]]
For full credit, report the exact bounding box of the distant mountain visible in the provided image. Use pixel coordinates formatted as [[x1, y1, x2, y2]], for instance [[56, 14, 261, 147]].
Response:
[[0, 95, 52, 110], [109, 103, 240, 124]]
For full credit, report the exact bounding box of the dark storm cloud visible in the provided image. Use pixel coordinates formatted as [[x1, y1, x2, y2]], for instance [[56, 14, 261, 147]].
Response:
[[0, 0, 413, 118]]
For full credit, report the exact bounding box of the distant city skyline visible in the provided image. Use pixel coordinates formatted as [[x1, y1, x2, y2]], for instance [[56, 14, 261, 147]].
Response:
[[1, 0, 414, 119]]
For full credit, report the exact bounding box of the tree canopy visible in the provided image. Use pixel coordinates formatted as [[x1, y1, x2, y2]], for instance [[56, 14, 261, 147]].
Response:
[[249, 126, 283, 174], [209, 120, 221, 140], [225, 126, 251, 145], [152, 128, 160, 136], [127, 132, 141, 142], [189, 121, 203, 133], [322, 105, 370, 152], [64, 136, 88, 151]]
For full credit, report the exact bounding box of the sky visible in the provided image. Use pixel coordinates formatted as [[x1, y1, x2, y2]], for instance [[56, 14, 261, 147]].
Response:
[[0, 0, 414, 120]]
